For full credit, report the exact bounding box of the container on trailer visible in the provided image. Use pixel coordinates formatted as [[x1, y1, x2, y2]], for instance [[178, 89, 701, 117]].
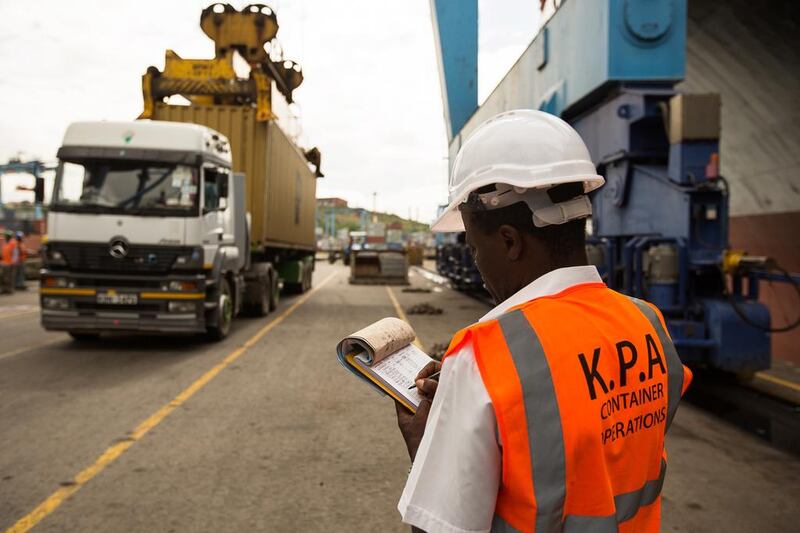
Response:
[[150, 103, 317, 251]]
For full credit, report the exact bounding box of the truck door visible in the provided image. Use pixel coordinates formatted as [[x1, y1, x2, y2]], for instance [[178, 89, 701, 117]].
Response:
[[201, 166, 232, 254]]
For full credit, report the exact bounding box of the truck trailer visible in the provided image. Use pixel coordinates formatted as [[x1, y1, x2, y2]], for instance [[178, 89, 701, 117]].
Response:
[[39, 3, 321, 340]]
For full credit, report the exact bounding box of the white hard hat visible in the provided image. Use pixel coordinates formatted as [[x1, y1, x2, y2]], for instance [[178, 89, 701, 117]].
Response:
[[431, 109, 605, 232]]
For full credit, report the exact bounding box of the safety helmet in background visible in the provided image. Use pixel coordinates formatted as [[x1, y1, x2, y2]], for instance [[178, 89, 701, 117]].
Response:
[[15, 231, 24, 239], [430, 109, 605, 233]]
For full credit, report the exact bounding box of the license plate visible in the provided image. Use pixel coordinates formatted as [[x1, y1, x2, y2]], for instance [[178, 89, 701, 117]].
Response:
[[97, 292, 138, 305]]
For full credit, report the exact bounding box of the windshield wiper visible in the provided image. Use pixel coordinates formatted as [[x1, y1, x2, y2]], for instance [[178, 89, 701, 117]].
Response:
[[117, 167, 177, 208]]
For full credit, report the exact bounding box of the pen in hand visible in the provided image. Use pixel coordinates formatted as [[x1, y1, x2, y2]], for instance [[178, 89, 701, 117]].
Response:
[[408, 370, 441, 389]]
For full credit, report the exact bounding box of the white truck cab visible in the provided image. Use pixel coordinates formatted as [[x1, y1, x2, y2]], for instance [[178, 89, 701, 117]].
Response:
[[42, 120, 259, 340]]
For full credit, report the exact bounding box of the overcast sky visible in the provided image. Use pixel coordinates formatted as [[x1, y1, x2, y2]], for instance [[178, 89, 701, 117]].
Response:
[[0, 1, 539, 223]]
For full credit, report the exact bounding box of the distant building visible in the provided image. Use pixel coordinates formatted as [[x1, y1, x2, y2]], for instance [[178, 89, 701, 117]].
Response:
[[317, 197, 348, 208]]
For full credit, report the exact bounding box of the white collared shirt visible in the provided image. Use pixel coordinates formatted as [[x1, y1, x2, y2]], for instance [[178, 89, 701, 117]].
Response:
[[398, 266, 603, 533]]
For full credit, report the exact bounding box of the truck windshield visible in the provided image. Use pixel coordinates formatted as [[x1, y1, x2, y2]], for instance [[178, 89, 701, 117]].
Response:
[[51, 159, 199, 216]]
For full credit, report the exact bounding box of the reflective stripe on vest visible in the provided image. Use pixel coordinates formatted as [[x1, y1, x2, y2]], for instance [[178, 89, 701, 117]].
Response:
[[497, 311, 566, 533], [491, 458, 667, 533], [490, 301, 680, 532], [627, 297, 684, 432]]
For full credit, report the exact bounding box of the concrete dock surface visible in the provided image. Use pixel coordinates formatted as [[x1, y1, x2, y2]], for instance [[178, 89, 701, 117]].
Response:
[[1, 262, 798, 532]]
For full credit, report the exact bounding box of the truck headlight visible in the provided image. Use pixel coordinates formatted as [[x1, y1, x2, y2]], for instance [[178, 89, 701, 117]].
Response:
[[43, 297, 70, 310], [172, 247, 203, 270], [168, 301, 197, 313], [163, 280, 198, 292], [42, 276, 70, 288], [43, 245, 67, 267]]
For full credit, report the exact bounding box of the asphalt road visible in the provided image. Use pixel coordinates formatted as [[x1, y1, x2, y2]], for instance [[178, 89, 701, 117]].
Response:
[[1, 262, 798, 532], [1, 263, 416, 532]]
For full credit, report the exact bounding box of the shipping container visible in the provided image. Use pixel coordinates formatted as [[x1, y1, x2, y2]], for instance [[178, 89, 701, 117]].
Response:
[[151, 103, 317, 252]]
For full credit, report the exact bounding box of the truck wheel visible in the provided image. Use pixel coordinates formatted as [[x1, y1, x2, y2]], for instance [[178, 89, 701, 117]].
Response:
[[303, 265, 313, 292], [257, 279, 271, 316], [68, 332, 100, 342], [207, 278, 233, 341], [269, 272, 279, 311], [248, 276, 270, 317]]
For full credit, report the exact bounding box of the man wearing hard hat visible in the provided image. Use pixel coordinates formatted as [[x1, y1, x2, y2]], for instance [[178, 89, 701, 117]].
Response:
[[396, 110, 692, 533]]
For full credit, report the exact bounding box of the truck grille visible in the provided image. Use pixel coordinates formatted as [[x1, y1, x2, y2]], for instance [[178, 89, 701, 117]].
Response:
[[74, 278, 163, 289], [55, 243, 191, 274], [75, 302, 162, 313]]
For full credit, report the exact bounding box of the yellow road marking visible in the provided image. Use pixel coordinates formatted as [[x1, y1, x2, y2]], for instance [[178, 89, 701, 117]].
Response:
[[5, 270, 338, 533], [0, 339, 62, 362], [754, 371, 800, 393], [385, 286, 422, 348]]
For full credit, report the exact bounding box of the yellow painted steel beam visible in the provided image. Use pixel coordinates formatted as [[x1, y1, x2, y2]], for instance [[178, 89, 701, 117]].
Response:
[[40, 288, 96, 296], [142, 50, 273, 122], [252, 70, 274, 121], [139, 5, 302, 121], [140, 71, 155, 119], [139, 292, 205, 300], [162, 50, 236, 80], [200, 3, 278, 64]]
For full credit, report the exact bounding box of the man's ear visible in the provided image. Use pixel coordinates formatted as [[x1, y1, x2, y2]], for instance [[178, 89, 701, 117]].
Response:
[[498, 224, 523, 261]]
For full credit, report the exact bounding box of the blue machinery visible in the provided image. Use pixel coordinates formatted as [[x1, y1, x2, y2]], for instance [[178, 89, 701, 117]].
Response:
[[430, 0, 799, 374], [0, 159, 52, 226], [0, 159, 50, 205]]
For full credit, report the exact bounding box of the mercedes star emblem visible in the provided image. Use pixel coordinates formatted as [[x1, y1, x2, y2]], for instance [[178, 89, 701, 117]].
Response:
[[109, 239, 129, 259]]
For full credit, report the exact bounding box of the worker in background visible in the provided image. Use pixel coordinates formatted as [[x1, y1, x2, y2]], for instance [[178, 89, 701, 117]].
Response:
[[395, 110, 692, 533], [14, 231, 27, 290], [1, 230, 18, 294]]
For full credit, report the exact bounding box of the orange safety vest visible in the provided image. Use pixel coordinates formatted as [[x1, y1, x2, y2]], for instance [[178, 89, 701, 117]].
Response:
[[1, 239, 17, 265], [443, 282, 691, 533]]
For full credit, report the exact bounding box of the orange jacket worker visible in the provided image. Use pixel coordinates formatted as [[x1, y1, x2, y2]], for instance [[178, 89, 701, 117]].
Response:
[[395, 110, 691, 533], [1, 230, 18, 265]]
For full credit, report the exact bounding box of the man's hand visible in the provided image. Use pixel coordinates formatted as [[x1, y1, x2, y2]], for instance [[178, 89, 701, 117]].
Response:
[[395, 361, 442, 461], [413, 360, 441, 397]]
